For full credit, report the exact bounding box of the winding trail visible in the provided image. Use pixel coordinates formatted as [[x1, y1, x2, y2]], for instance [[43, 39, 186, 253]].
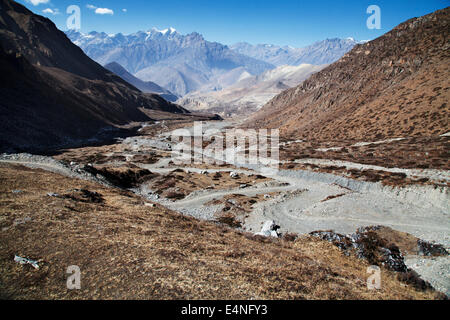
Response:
[[135, 121, 449, 248], [2, 120, 449, 295]]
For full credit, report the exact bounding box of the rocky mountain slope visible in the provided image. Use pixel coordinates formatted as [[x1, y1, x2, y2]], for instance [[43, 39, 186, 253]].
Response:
[[0, 0, 188, 152], [178, 64, 325, 117], [246, 8, 450, 142], [231, 38, 364, 66], [66, 29, 275, 96], [104, 62, 178, 102]]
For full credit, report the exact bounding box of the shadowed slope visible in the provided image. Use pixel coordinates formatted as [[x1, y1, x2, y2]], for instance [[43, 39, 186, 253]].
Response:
[[0, 0, 188, 152]]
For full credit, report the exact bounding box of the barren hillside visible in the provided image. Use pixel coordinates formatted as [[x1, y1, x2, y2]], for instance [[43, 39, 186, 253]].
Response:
[[0, 163, 441, 299], [245, 7, 450, 142]]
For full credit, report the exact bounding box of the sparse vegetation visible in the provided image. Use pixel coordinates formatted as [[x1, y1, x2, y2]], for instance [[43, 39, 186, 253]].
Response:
[[0, 164, 442, 299]]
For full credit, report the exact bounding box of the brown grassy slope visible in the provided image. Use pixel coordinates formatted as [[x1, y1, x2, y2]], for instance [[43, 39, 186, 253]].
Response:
[[0, 164, 439, 299], [279, 136, 450, 170], [245, 7, 450, 141]]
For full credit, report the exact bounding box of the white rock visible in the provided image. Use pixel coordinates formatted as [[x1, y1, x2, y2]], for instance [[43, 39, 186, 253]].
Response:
[[270, 230, 279, 238], [255, 220, 279, 238], [261, 220, 276, 233], [230, 171, 239, 178]]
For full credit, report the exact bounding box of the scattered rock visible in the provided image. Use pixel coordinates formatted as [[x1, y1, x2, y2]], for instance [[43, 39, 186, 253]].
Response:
[[256, 220, 280, 238], [417, 239, 448, 257], [311, 226, 408, 272], [47, 192, 60, 197], [14, 255, 40, 270], [310, 226, 446, 293]]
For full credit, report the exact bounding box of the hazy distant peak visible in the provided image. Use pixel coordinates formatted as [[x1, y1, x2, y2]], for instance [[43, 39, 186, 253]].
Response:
[[230, 38, 362, 66], [150, 27, 178, 35]]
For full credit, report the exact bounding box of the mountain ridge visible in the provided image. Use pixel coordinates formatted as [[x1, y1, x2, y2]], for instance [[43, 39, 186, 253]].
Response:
[[230, 38, 365, 66], [66, 29, 275, 96], [245, 7, 450, 142], [104, 62, 179, 102], [0, 0, 189, 152]]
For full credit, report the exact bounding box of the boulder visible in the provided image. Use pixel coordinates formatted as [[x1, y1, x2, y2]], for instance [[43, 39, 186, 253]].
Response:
[[230, 172, 239, 179], [256, 220, 280, 238]]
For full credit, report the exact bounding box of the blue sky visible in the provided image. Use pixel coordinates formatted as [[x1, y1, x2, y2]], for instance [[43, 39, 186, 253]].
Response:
[[18, 0, 449, 47]]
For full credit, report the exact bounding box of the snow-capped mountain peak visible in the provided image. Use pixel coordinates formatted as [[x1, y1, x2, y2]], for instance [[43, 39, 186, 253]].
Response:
[[230, 38, 362, 66], [150, 27, 177, 35], [65, 28, 274, 96]]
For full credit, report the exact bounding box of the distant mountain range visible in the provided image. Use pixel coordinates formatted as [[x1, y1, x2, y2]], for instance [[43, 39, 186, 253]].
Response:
[[66, 29, 275, 96], [0, 0, 189, 152], [66, 30, 362, 98], [246, 7, 450, 141], [231, 38, 366, 66], [178, 64, 325, 117]]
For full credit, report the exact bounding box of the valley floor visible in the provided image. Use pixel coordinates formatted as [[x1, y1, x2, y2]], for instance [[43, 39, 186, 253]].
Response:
[[0, 119, 448, 299]]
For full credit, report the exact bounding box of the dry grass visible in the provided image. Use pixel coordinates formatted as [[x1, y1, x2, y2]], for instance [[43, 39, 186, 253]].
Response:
[[206, 193, 280, 228], [280, 162, 448, 188], [280, 136, 450, 171], [246, 8, 450, 144], [0, 164, 441, 299], [53, 142, 166, 165]]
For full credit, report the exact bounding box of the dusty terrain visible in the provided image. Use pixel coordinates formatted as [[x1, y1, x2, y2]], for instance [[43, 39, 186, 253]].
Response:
[[0, 163, 442, 300], [1, 119, 448, 299], [1, 0, 448, 301]]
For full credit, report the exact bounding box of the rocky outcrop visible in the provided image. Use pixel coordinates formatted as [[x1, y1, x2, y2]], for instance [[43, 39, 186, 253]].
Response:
[[310, 226, 448, 272]]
